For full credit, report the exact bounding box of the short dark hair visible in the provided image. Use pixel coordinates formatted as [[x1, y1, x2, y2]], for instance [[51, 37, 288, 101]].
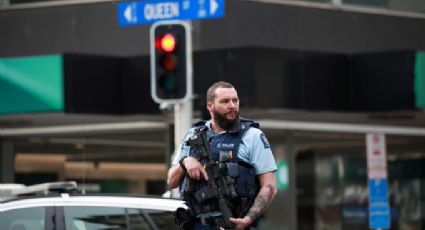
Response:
[[206, 81, 234, 102]]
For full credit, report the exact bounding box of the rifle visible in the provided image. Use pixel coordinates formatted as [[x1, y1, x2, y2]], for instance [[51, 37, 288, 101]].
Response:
[[185, 129, 237, 230]]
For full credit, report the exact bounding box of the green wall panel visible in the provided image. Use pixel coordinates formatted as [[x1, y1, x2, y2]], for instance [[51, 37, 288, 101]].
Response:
[[415, 52, 425, 109], [0, 55, 64, 114]]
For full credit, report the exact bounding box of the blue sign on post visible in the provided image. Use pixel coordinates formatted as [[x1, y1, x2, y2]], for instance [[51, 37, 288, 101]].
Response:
[[118, 0, 225, 26], [369, 205, 391, 229], [368, 179, 390, 229], [369, 179, 389, 202]]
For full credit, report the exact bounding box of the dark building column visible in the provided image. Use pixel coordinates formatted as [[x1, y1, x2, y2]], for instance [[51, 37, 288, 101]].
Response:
[[1, 139, 15, 183]]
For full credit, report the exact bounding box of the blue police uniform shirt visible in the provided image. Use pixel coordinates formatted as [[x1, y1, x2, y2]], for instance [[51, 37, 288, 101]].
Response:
[[172, 120, 277, 175]]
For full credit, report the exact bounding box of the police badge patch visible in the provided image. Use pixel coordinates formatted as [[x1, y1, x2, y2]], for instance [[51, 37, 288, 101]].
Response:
[[260, 133, 270, 149], [219, 151, 234, 161]]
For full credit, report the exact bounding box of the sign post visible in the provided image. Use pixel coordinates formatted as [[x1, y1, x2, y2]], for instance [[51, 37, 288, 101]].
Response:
[[366, 133, 390, 230]]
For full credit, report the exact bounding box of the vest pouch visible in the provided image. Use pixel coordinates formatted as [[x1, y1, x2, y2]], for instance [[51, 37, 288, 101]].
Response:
[[236, 162, 257, 198], [226, 162, 239, 177], [194, 186, 216, 203]]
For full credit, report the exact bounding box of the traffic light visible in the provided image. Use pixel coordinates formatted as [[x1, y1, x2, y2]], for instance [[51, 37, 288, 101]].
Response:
[[150, 21, 191, 103]]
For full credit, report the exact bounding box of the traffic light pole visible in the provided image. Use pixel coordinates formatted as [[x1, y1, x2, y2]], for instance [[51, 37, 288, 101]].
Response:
[[170, 79, 192, 199], [168, 102, 191, 198], [174, 99, 192, 151]]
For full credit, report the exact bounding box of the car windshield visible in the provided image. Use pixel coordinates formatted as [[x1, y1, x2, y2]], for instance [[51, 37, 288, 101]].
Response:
[[0, 207, 46, 230]]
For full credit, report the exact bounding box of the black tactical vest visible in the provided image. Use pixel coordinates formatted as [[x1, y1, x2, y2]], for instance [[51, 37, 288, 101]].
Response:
[[180, 118, 260, 226]]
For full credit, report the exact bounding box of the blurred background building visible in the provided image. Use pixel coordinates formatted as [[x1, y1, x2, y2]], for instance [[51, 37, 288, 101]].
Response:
[[1, 0, 425, 229]]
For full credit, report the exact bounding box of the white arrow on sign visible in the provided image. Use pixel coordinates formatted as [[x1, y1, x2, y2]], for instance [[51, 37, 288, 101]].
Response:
[[124, 4, 137, 23], [210, 0, 219, 15]]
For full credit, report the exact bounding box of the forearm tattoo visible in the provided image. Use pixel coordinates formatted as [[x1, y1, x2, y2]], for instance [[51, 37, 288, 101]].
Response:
[[247, 184, 274, 221]]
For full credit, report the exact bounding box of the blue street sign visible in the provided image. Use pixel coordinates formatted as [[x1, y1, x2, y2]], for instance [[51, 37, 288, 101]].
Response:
[[369, 205, 391, 229], [368, 179, 391, 229], [369, 179, 389, 202], [118, 0, 225, 26]]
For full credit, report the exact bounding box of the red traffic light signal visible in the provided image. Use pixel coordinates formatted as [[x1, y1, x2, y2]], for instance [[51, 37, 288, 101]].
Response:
[[150, 21, 191, 103], [156, 33, 176, 53]]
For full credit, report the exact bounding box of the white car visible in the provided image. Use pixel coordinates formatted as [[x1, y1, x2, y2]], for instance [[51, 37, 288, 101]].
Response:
[[0, 182, 187, 230]]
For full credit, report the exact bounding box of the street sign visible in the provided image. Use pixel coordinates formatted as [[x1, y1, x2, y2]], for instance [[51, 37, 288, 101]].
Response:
[[368, 179, 389, 202], [366, 133, 387, 179], [118, 0, 225, 26], [366, 133, 390, 229], [369, 205, 391, 229], [368, 178, 390, 229]]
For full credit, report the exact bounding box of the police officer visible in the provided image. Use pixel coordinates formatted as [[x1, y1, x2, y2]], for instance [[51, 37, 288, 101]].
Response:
[[167, 81, 277, 230]]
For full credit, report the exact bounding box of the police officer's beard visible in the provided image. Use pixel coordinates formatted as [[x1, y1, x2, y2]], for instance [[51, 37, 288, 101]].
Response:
[[213, 110, 240, 131]]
